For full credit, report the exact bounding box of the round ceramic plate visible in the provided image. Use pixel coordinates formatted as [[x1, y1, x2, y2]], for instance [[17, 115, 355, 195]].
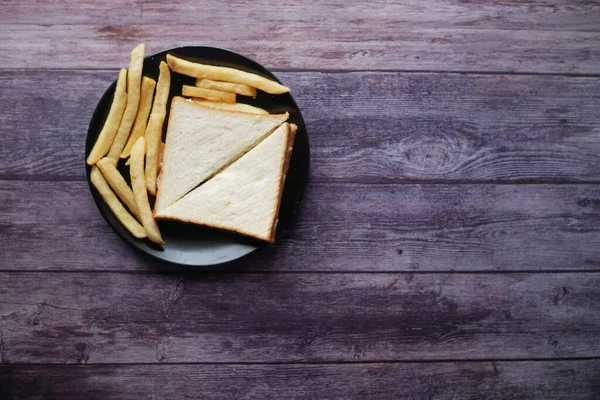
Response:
[[85, 46, 310, 266]]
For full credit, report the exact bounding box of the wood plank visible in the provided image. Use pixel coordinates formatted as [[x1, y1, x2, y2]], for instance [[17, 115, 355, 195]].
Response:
[[2, 181, 600, 272], [0, 272, 599, 363], [2, 24, 598, 73], [4, 0, 599, 31], [1, 361, 599, 399], [2, 71, 600, 183]]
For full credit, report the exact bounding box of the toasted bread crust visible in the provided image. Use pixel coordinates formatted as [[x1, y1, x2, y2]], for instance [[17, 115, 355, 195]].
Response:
[[178, 96, 288, 119], [265, 123, 296, 242]]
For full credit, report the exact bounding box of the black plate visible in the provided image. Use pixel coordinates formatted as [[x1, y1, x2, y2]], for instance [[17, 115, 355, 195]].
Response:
[[85, 46, 309, 266]]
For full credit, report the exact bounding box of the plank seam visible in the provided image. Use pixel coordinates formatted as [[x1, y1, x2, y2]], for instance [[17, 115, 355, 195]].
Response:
[[3, 177, 600, 185], [1, 68, 600, 78], [1, 270, 600, 274], [2, 357, 600, 367], [1, 22, 599, 33]]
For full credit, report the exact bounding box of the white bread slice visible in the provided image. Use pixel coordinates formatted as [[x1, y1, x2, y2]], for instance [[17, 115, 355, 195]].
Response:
[[155, 122, 296, 243], [154, 97, 288, 214]]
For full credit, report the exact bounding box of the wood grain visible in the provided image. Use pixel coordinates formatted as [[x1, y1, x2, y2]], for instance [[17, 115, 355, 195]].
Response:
[[2, 0, 599, 394], [1, 361, 599, 399], [1, 272, 599, 363], [4, 0, 599, 30], [2, 180, 600, 272], [2, 24, 598, 73], [2, 71, 600, 183]]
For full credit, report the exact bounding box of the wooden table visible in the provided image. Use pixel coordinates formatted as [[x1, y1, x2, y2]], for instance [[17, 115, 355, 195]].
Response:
[[1, 1, 600, 398]]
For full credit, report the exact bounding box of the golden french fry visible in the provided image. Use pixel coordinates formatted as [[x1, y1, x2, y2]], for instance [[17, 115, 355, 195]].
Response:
[[121, 76, 156, 158], [182, 85, 236, 103], [167, 54, 290, 95], [107, 43, 145, 162], [144, 61, 171, 195], [97, 158, 141, 221], [90, 166, 146, 239], [86, 69, 128, 165], [195, 78, 257, 98], [130, 137, 164, 244], [191, 98, 269, 114], [158, 141, 165, 170]]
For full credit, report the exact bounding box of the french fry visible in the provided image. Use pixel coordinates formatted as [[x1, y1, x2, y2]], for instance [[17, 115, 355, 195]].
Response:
[[107, 43, 145, 162], [144, 61, 171, 195], [158, 141, 165, 169], [167, 54, 290, 95], [90, 166, 146, 239], [191, 98, 269, 114], [130, 137, 164, 244], [121, 76, 156, 158], [182, 85, 236, 103], [86, 68, 128, 165], [195, 78, 257, 98], [97, 157, 141, 221]]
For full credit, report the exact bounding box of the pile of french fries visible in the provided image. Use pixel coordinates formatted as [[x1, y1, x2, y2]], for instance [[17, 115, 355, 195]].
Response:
[[86, 44, 290, 245]]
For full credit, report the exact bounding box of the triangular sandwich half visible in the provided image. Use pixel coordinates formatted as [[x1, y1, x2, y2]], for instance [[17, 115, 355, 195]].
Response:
[[154, 97, 288, 214], [154, 122, 296, 243]]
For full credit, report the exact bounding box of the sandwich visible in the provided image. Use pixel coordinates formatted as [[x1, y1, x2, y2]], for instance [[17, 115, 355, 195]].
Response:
[[154, 122, 296, 243], [154, 97, 289, 214]]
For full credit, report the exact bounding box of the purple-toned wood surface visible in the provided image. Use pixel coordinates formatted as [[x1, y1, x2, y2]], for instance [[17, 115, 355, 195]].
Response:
[[2, 361, 599, 400], [1, 1, 600, 73], [2, 181, 600, 272], [3, 71, 600, 183], [1, 0, 599, 399], [1, 272, 599, 363]]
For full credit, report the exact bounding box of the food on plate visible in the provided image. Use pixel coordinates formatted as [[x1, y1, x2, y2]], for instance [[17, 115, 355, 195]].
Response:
[[86, 68, 128, 165], [181, 85, 236, 103], [190, 99, 268, 114], [130, 137, 164, 244], [121, 77, 157, 158], [88, 44, 298, 246], [153, 97, 288, 215], [90, 166, 147, 238], [144, 61, 171, 196], [107, 44, 145, 162], [195, 78, 257, 98], [96, 158, 140, 220], [158, 141, 165, 168], [155, 123, 295, 243], [166, 54, 290, 94]]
